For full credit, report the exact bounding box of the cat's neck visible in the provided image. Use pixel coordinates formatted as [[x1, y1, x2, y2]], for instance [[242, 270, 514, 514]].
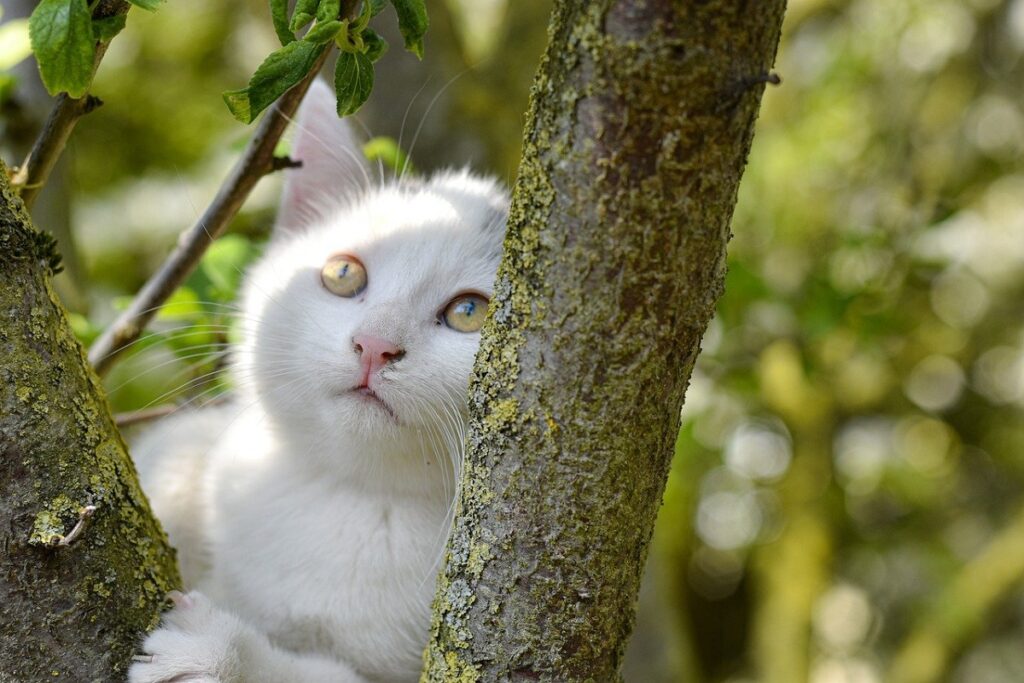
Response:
[[252, 405, 461, 500]]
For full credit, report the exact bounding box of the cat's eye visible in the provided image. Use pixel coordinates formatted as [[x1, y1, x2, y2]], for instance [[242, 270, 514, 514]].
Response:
[[442, 293, 489, 333], [321, 254, 367, 297]]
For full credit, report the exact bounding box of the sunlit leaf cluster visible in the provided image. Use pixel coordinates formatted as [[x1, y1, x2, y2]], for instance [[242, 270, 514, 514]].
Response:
[[225, 0, 425, 123], [27, 0, 155, 98]]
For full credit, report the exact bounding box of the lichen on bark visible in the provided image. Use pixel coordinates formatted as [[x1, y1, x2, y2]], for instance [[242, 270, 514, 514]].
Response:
[[0, 162, 181, 681], [423, 0, 786, 680]]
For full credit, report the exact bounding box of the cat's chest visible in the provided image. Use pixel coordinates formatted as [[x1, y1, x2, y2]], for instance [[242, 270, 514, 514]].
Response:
[[208, 461, 448, 680]]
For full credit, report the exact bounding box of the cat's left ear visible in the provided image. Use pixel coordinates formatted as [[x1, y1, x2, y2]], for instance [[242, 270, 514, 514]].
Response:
[[276, 79, 371, 234]]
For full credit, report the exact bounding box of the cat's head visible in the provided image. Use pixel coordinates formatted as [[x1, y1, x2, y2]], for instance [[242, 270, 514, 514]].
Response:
[[234, 80, 508, 453]]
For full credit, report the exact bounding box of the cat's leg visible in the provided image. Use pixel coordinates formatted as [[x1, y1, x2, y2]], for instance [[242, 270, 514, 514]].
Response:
[[128, 592, 369, 683]]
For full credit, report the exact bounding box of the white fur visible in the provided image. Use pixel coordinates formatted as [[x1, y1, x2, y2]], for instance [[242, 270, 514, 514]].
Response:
[[129, 79, 508, 683]]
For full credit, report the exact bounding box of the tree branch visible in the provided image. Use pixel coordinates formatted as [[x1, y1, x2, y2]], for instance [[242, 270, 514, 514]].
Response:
[[10, 91, 103, 209], [114, 396, 229, 429], [114, 404, 182, 429], [87, 48, 332, 375], [10, 0, 130, 209]]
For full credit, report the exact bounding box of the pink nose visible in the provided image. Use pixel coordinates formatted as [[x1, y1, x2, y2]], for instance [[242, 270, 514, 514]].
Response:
[[353, 334, 404, 385]]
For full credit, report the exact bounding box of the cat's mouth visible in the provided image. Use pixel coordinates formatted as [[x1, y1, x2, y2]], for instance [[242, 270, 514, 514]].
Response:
[[349, 386, 399, 422]]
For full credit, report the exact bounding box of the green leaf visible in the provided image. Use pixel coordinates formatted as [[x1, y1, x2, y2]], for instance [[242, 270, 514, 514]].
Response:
[[363, 136, 410, 173], [361, 28, 388, 62], [288, 0, 319, 33], [125, 0, 163, 10], [157, 287, 203, 321], [67, 312, 100, 346], [223, 39, 326, 124], [304, 19, 342, 45], [91, 14, 126, 43], [29, 0, 96, 98], [316, 0, 341, 23], [334, 50, 373, 116], [200, 236, 255, 298], [368, 0, 387, 17], [389, 0, 427, 59], [0, 18, 31, 70], [222, 89, 252, 123], [269, 0, 294, 44]]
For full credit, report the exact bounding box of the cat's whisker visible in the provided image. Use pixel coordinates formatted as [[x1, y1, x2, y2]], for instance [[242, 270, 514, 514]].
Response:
[[396, 76, 433, 183], [106, 342, 233, 386], [281, 112, 373, 207], [414, 395, 458, 503], [242, 270, 335, 342], [400, 68, 471, 183], [284, 114, 371, 193], [115, 299, 243, 320], [414, 392, 467, 549], [155, 371, 310, 439], [134, 358, 292, 411], [93, 323, 236, 361], [132, 365, 237, 413]]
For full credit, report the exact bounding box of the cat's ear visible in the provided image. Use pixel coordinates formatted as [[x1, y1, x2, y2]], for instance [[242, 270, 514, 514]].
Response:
[[276, 79, 371, 233]]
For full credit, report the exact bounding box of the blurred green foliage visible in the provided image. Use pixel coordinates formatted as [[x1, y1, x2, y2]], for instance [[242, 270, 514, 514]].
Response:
[[2, 0, 1024, 681], [0, 6, 31, 103]]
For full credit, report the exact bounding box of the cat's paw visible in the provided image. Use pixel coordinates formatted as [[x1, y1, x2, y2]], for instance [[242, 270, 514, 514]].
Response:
[[128, 591, 244, 683]]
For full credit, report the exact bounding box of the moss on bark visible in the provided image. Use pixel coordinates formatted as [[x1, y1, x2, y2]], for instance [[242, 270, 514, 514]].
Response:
[[0, 163, 181, 681], [423, 1, 786, 680]]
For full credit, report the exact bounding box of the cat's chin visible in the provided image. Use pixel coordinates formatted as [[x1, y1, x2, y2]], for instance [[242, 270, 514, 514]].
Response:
[[340, 386, 401, 424]]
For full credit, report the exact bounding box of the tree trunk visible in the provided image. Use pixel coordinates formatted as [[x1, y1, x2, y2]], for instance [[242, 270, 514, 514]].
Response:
[[0, 164, 180, 681], [422, 1, 786, 680]]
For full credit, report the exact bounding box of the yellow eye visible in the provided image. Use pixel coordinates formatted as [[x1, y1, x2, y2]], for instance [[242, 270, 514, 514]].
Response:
[[320, 254, 367, 297], [443, 293, 489, 333]]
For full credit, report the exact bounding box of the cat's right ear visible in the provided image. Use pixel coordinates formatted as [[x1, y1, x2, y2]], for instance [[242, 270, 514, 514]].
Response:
[[275, 79, 371, 234]]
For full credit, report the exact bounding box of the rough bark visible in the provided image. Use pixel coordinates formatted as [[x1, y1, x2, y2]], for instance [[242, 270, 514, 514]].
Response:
[[423, 1, 786, 680], [0, 164, 180, 681]]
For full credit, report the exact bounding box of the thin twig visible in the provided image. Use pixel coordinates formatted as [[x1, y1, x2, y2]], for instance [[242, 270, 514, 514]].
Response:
[[10, 93, 103, 209], [271, 155, 303, 171], [56, 505, 97, 547], [114, 404, 180, 428], [10, 0, 130, 209], [114, 395, 229, 427], [88, 48, 333, 376]]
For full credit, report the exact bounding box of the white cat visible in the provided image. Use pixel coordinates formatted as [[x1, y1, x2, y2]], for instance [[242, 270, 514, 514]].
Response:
[[127, 79, 508, 683]]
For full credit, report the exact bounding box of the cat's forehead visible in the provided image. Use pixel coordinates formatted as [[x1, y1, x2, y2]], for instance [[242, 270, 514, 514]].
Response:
[[311, 175, 503, 260], [290, 170, 507, 296], [367, 170, 506, 237]]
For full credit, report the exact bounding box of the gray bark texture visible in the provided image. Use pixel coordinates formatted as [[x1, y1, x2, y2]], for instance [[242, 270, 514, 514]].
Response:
[[0, 164, 181, 682], [422, 1, 786, 680]]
